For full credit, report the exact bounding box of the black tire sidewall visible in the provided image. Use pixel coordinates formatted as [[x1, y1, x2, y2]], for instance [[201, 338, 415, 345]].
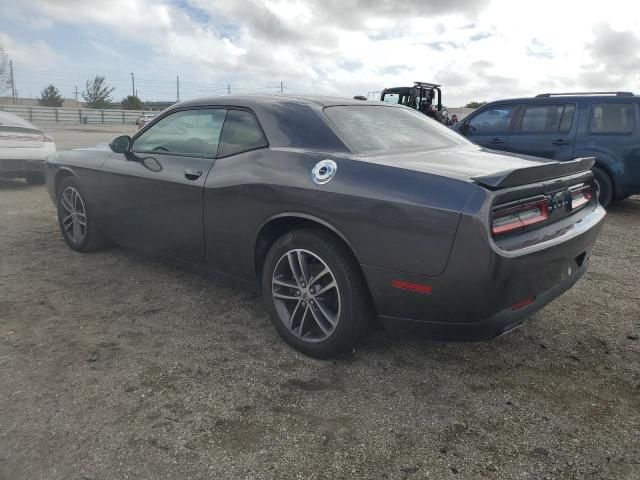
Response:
[[56, 177, 92, 252], [592, 167, 613, 207], [261, 229, 365, 358]]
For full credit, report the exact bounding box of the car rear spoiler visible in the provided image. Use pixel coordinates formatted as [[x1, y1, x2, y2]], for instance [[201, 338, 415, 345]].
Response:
[[472, 157, 596, 189]]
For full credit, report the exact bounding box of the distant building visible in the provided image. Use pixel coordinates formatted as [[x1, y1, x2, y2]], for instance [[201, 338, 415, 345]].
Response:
[[143, 101, 176, 111]]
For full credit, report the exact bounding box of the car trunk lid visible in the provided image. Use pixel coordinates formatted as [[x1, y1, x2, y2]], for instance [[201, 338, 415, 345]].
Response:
[[0, 125, 45, 148], [357, 145, 594, 189]]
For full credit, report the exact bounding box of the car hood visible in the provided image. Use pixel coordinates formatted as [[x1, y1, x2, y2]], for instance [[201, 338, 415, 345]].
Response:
[[64, 143, 111, 151], [357, 145, 594, 188]]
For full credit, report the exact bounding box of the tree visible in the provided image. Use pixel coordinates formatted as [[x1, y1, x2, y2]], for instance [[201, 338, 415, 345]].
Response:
[[121, 95, 143, 110], [82, 75, 115, 109], [465, 101, 487, 109], [0, 44, 10, 96], [39, 84, 63, 107]]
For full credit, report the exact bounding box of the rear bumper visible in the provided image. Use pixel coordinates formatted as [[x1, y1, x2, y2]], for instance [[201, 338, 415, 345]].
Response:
[[379, 255, 588, 340], [0, 158, 45, 177], [362, 204, 606, 340]]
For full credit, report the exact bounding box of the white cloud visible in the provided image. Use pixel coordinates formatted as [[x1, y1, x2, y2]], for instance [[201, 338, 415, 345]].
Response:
[[1, 0, 640, 105], [0, 32, 63, 68]]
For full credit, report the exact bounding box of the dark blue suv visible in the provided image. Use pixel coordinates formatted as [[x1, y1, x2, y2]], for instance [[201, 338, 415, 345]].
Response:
[[451, 92, 640, 206]]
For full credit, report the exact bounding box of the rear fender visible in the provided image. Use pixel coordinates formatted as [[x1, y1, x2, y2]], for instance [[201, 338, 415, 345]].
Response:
[[571, 149, 620, 195]]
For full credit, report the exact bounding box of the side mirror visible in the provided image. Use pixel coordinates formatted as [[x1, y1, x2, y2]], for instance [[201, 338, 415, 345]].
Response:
[[110, 135, 131, 153]]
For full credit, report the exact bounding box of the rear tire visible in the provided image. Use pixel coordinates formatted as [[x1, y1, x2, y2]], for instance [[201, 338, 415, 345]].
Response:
[[56, 176, 109, 252], [261, 228, 370, 359], [592, 166, 613, 208], [25, 173, 45, 185]]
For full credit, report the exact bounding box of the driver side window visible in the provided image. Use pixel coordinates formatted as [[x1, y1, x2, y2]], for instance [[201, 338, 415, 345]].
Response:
[[132, 109, 227, 158], [467, 105, 515, 133]]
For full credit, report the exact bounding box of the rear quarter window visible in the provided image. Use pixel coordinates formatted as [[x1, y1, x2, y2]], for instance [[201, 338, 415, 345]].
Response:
[[218, 109, 268, 157], [589, 103, 635, 134]]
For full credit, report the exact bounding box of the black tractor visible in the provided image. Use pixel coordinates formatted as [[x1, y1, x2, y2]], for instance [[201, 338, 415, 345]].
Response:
[[379, 82, 452, 125]]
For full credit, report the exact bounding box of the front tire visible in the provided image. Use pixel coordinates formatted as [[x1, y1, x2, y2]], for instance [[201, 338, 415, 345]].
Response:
[[592, 166, 613, 207], [56, 177, 109, 252], [262, 229, 370, 359]]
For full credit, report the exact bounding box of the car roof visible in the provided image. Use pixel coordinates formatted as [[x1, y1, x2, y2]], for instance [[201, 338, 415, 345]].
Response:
[[174, 94, 394, 109], [153, 94, 406, 152], [484, 93, 639, 105]]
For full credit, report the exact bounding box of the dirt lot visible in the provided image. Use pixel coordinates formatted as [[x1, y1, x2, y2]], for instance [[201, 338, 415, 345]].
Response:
[[1, 130, 639, 479]]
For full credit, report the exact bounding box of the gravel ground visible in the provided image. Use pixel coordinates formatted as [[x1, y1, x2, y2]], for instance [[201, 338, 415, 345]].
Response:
[[1, 130, 639, 478]]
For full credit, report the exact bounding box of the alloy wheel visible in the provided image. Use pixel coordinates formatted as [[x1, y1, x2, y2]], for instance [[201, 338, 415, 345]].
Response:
[[271, 249, 341, 343], [60, 186, 87, 244]]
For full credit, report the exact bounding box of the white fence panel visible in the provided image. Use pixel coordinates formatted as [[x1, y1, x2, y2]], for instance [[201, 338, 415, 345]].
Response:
[[0, 104, 148, 125]]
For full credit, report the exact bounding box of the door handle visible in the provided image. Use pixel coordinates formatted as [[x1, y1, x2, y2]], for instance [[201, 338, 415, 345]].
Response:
[[489, 138, 505, 144], [552, 139, 570, 146], [184, 168, 203, 180]]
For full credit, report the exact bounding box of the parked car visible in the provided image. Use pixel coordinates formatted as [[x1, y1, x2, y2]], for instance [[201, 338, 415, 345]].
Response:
[[451, 92, 640, 206], [136, 113, 156, 129], [0, 110, 56, 184], [45, 96, 605, 358]]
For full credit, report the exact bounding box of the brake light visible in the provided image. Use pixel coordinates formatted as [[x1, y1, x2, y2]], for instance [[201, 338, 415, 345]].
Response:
[[571, 185, 593, 209], [492, 199, 549, 235], [43, 135, 54, 142]]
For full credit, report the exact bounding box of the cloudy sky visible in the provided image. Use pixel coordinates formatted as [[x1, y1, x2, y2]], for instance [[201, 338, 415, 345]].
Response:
[[1, 0, 639, 106]]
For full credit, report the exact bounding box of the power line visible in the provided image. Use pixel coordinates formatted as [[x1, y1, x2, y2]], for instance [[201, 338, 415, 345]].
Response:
[[6, 62, 304, 103]]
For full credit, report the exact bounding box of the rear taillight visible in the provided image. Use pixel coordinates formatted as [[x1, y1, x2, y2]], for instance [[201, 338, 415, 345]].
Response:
[[570, 185, 593, 210], [43, 135, 54, 142], [492, 198, 549, 236]]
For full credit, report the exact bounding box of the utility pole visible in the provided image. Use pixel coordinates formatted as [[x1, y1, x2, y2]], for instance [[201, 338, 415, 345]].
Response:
[[74, 86, 78, 104], [130, 72, 135, 97], [227, 84, 231, 95], [280, 81, 283, 93], [176, 75, 180, 102], [9, 60, 16, 104]]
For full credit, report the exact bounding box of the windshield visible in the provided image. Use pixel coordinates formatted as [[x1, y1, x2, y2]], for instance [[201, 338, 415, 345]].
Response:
[[323, 105, 469, 154]]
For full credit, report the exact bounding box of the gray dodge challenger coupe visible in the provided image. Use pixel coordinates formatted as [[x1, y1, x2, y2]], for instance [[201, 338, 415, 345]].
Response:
[[45, 95, 606, 358]]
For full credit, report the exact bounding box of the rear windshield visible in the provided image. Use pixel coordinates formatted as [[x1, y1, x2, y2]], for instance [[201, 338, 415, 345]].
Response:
[[323, 105, 469, 154]]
